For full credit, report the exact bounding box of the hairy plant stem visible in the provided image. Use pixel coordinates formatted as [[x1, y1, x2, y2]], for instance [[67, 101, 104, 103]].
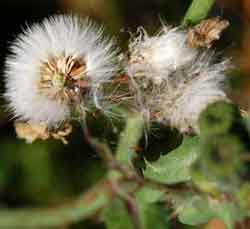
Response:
[[82, 113, 200, 228], [0, 180, 112, 227]]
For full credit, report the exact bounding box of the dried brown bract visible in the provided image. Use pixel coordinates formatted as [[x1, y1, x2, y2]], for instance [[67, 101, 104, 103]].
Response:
[[187, 18, 230, 48], [15, 122, 72, 144], [15, 122, 50, 143], [50, 122, 73, 144], [240, 109, 250, 118]]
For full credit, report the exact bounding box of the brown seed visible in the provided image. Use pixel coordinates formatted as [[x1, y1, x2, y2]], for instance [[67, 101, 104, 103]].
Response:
[[39, 55, 87, 102], [15, 122, 50, 143]]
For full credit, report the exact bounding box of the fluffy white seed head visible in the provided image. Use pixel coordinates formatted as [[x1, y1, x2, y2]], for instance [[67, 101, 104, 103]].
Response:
[[126, 26, 198, 85], [125, 25, 230, 133], [5, 15, 118, 128], [157, 53, 230, 133]]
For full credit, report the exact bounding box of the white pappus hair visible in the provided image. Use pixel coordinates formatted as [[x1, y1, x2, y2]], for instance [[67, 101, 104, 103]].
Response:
[[125, 25, 230, 133], [4, 14, 118, 128], [157, 53, 230, 133], [126, 26, 198, 85]]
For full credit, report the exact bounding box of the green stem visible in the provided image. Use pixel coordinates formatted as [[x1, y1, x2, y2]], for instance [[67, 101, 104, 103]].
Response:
[[0, 181, 111, 227], [116, 113, 144, 164], [182, 0, 215, 26]]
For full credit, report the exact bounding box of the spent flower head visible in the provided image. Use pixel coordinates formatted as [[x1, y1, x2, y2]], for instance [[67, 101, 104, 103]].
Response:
[[125, 25, 230, 133], [4, 14, 119, 128], [126, 26, 198, 86], [156, 53, 230, 133]]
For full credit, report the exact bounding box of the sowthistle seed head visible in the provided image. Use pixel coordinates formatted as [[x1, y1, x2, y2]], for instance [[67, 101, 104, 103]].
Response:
[[156, 53, 230, 133], [4, 15, 232, 142], [4, 15, 119, 129], [126, 26, 198, 85], [125, 25, 230, 133]]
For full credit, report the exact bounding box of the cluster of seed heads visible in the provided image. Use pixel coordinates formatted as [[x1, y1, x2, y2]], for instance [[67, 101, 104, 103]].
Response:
[[4, 14, 230, 142]]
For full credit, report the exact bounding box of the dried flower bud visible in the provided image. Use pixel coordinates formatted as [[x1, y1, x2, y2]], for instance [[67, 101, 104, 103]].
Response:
[[187, 18, 229, 49], [15, 122, 72, 144]]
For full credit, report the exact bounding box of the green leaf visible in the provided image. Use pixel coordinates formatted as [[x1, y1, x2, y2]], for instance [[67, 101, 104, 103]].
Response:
[[103, 198, 134, 229], [126, 187, 170, 229], [178, 196, 214, 226], [135, 188, 170, 229], [236, 183, 250, 213], [143, 137, 200, 184], [138, 202, 170, 229], [178, 195, 244, 228], [199, 102, 237, 138], [103, 190, 170, 229], [136, 187, 165, 204], [211, 201, 244, 229], [183, 0, 215, 26]]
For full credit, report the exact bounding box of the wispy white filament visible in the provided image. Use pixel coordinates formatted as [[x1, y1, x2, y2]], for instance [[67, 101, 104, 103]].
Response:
[[158, 53, 230, 133], [5, 15, 118, 127], [126, 25, 230, 133], [126, 26, 198, 85]]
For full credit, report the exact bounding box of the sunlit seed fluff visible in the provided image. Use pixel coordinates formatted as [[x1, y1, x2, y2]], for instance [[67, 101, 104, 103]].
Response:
[[126, 26, 198, 85], [156, 53, 230, 133], [125, 26, 230, 133], [4, 15, 118, 127]]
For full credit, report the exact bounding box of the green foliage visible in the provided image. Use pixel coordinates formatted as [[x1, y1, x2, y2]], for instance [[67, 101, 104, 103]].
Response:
[[136, 187, 170, 229], [237, 183, 250, 214], [183, 0, 215, 26], [2, 88, 249, 228], [212, 202, 244, 229], [199, 102, 240, 137], [143, 137, 200, 184], [177, 194, 245, 228], [178, 195, 215, 226], [103, 198, 135, 229], [103, 197, 170, 229], [0, 188, 109, 227], [135, 187, 165, 204], [137, 202, 170, 229], [141, 101, 250, 227]]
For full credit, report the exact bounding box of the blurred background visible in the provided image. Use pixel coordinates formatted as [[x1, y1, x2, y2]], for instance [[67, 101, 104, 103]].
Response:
[[0, 0, 249, 228]]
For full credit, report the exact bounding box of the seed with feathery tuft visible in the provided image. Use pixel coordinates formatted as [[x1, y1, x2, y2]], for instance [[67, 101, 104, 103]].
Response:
[[39, 55, 88, 103], [4, 14, 119, 129], [125, 25, 230, 134]]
